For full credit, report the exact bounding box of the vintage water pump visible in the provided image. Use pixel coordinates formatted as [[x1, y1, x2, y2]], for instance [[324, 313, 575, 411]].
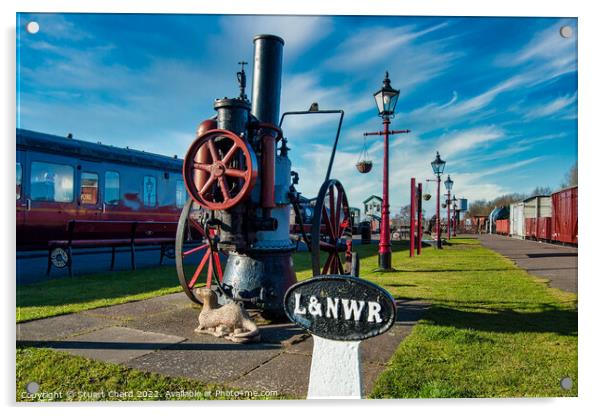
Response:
[[175, 34, 356, 318]]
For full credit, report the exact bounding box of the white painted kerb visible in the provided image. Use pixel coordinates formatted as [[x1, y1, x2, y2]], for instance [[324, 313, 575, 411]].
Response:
[[307, 335, 363, 399]]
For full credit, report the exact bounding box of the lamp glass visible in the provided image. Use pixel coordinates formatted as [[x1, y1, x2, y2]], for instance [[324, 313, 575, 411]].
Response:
[[431, 152, 446, 175]]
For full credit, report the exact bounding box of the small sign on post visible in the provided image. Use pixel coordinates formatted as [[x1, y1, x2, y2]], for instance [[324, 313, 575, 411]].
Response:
[[283, 275, 396, 398]]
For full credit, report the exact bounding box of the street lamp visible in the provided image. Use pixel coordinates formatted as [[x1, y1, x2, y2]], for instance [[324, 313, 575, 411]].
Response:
[[363, 72, 410, 271], [373, 71, 399, 117], [431, 151, 446, 249], [444, 175, 454, 240]]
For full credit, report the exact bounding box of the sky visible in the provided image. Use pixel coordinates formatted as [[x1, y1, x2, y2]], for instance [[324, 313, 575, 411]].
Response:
[[16, 13, 578, 216]]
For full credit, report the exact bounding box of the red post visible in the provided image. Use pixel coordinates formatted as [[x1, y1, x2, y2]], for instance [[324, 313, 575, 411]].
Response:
[[410, 177, 415, 257], [378, 118, 392, 269], [453, 209, 458, 236], [436, 174, 442, 249], [417, 183, 422, 255], [447, 190, 451, 240]]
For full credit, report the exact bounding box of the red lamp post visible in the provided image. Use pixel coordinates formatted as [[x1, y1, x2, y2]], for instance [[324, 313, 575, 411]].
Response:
[[430, 152, 446, 249], [363, 72, 410, 271], [452, 195, 458, 237], [444, 175, 454, 240]]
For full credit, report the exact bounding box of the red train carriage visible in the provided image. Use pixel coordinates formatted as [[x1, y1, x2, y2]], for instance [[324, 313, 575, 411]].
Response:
[[16, 129, 185, 274], [551, 186, 578, 244], [495, 219, 509, 235]]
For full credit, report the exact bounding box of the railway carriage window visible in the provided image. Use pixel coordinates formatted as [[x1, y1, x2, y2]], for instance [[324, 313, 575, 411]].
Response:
[[143, 175, 157, 207], [80, 172, 99, 204], [176, 179, 186, 208], [30, 162, 74, 202], [104, 171, 120, 205], [16, 163, 22, 200]]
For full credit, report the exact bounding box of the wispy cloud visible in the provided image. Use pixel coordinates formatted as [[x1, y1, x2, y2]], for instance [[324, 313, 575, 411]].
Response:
[[523, 93, 577, 120]]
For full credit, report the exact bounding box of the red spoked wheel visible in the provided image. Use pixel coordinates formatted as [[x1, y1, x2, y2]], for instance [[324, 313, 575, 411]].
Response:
[[310, 180, 354, 276], [175, 198, 224, 304], [183, 129, 257, 210]]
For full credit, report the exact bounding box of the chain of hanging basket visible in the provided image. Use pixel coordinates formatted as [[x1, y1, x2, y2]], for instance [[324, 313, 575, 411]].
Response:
[[423, 181, 432, 201], [356, 136, 373, 174]]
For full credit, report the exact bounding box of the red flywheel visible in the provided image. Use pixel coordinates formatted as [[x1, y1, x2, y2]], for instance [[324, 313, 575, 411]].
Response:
[[183, 129, 257, 210]]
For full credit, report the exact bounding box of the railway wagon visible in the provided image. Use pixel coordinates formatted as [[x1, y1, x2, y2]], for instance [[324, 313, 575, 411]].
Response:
[[509, 201, 525, 238], [16, 129, 185, 252], [523, 195, 552, 240], [495, 219, 510, 235], [551, 186, 578, 244]]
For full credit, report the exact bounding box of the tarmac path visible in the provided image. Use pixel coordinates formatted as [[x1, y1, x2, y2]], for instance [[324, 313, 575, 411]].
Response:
[[477, 234, 577, 294]]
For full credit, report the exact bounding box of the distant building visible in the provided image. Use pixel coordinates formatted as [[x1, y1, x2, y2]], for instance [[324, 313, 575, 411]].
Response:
[[363, 195, 382, 218]]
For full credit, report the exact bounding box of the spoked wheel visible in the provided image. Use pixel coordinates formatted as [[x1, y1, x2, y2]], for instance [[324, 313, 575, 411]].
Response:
[[310, 180, 354, 276], [175, 198, 224, 304], [182, 129, 258, 210]]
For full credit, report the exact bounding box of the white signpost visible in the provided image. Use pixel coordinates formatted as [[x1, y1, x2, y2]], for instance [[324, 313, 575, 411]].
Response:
[[307, 336, 362, 398], [283, 275, 396, 399]]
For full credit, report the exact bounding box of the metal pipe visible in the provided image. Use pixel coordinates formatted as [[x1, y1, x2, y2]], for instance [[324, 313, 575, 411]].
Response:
[[251, 34, 284, 125], [261, 134, 276, 209]]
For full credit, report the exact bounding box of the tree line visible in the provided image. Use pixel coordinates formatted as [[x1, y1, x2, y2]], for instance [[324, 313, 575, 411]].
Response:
[[466, 162, 577, 218]]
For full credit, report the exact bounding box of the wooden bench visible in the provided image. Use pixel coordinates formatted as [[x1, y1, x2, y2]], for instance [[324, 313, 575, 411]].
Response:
[[47, 220, 177, 276]]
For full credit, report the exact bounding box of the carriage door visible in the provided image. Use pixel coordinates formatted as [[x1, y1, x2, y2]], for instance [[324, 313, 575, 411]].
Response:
[[79, 171, 101, 219]]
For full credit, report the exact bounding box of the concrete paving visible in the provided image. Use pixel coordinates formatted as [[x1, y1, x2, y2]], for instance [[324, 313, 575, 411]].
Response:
[[16, 292, 427, 398], [477, 234, 577, 293]]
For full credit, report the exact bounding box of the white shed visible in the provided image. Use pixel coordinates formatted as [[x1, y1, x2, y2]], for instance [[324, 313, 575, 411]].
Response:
[[509, 202, 525, 238]]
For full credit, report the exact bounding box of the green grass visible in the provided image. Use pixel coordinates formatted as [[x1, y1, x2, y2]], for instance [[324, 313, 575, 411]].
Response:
[[359, 239, 577, 398], [17, 266, 183, 322], [16, 348, 283, 401], [16, 237, 578, 399]]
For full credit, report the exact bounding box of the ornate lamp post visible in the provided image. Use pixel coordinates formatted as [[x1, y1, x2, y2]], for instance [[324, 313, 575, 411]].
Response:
[[452, 195, 458, 237], [430, 152, 446, 249], [444, 175, 454, 240], [363, 72, 410, 270]]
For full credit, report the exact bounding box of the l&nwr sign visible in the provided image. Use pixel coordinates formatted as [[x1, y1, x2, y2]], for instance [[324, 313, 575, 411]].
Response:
[[283, 275, 396, 341]]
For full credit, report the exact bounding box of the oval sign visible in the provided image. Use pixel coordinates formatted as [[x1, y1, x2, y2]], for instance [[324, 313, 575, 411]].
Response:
[[283, 275, 396, 341]]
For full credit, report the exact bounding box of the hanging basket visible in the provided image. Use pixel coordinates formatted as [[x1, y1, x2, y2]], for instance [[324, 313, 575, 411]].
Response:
[[356, 160, 373, 174], [423, 193, 432, 201]]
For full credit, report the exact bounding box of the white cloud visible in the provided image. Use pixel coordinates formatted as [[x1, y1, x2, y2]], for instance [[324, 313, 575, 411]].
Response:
[[214, 15, 334, 61], [437, 126, 504, 157], [523, 93, 577, 120]]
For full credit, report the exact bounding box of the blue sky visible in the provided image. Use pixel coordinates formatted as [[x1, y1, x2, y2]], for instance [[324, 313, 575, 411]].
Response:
[[16, 13, 577, 215]]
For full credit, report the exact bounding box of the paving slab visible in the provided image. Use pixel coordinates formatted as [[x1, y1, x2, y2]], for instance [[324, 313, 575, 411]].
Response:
[[126, 338, 282, 384], [124, 305, 201, 337], [230, 351, 310, 397], [83, 292, 194, 321], [478, 234, 577, 293], [49, 326, 186, 364], [17, 313, 116, 342]]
